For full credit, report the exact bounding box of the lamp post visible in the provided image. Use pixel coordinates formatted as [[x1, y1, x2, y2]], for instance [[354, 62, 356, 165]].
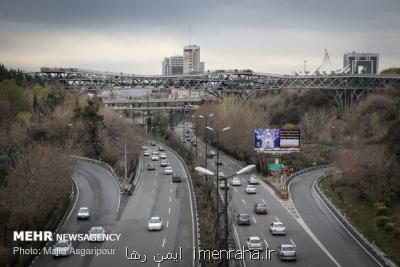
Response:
[[198, 113, 214, 169], [195, 164, 256, 267], [191, 115, 199, 159]]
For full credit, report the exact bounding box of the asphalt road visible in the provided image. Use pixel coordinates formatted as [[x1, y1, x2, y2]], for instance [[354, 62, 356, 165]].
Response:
[[289, 169, 379, 267], [88, 141, 195, 267], [180, 124, 379, 267], [31, 161, 120, 267]]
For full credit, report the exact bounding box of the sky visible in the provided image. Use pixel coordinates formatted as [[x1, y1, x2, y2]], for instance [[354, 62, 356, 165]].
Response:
[[0, 0, 399, 75]]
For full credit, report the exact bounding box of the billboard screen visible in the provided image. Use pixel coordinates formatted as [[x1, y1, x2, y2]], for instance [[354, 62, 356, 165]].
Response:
[[254, 129, 300, 150], [254, 129, 280, 149]]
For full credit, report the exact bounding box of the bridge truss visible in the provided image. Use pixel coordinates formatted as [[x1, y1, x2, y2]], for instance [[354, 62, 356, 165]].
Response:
[[37, 67, 400, 107]]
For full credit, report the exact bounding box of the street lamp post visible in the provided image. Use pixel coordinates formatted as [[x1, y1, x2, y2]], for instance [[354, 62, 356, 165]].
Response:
[[199, 113, 214, 169], [195, 164, 256, 267], [191, 115, 199, 159]]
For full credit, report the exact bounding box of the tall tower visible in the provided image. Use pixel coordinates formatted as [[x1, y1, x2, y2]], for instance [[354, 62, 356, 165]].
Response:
[[183, 45, 200, 74]]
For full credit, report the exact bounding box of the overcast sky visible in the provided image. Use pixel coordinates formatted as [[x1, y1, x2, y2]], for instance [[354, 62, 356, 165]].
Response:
[[0, 0, 399, 74]]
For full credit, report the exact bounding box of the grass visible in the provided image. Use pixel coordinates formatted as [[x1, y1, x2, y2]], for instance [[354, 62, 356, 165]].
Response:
[[321, 177, 400, 265]]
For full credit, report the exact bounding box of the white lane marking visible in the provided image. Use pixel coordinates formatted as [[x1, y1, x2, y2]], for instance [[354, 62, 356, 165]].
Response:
[[252, 217, 257, 224], [261, 198, 266, 204], [162, 237, 166, 247], [169, 196, 172, 202], [274, 216, 280, 222], [312, 179, 384, 267], [65, 177, 79, 224], [168, 207, 171, 214], [264, 239, 269, 247], [167, 220, 169, 228], [233, 187, 237, 192], [157, 263, 160, 267], [170, 188, 173, 193], [290, 239, 296, 247], [241, 199, 247, 205]]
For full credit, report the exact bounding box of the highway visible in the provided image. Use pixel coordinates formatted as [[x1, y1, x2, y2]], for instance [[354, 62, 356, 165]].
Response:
[[88, 142, 195, 267], [180, 125, 379, 267], [31, 161, 120, 267], [289, 169, 378, 267]]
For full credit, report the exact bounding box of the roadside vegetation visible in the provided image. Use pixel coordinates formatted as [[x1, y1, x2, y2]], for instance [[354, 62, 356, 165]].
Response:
[[0, 64, 145, 267]]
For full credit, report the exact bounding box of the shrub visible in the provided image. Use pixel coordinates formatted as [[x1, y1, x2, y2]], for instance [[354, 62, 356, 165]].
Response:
[[393, 228, 400, 240], [375, 216, 390, 228], [334, 179, 347, 187], [384, 223, 395, 233], [375, 206, 390, 217]]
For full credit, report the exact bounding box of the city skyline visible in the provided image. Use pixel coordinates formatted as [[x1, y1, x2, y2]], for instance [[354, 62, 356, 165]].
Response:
[[0, 0, 399, 74]]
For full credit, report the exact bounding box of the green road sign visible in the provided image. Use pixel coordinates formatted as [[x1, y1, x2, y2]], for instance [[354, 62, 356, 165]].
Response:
[[268, 163, 284, 171]]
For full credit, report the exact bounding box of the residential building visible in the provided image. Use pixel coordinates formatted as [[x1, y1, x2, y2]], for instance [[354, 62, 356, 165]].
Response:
[[162, 56, 183, 76], [183, 45, 201, 74]]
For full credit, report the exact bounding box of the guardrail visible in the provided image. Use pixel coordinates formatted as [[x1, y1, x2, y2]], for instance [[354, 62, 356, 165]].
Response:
[[284, 164, 334, 186], [314, 172, 397, 267], [161, 143, 202, 267]]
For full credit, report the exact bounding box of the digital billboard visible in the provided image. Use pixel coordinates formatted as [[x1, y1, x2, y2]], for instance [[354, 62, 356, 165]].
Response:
[[254, 129, 300, 150]]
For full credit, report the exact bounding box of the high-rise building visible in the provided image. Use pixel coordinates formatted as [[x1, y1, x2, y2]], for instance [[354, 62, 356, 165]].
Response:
[[343, 52, 379, 74], [200, 62, 205, 73], [183, 45, 201, 74], [162, 56, 183, 76]]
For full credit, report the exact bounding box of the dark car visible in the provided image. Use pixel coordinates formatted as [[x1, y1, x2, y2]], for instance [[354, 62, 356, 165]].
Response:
[[172, 174, 182, 183], [147, 163, 156, 170], [207, 150, 216, 158], [150, 141, 156, 146], [254, 203, 268, 214], [237, 213, 251, 225], [215, 159, 223, 165], [158, 146, 165, 151]]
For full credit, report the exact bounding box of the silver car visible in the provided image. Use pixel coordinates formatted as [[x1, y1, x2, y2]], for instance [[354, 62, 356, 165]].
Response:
[[270, 222, 286, 235], [88, 226, 106, 242], [277, 244, 297, 261], [52, 240, 72, 257], [246, 236, 263, 251], [77, 207, 90, 220], [148, 217, 163, 231]]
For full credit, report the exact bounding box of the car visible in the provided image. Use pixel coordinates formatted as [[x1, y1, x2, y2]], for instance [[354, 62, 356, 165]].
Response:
[[231, 177, 241, 186], [172, 174, 182, 183], [52, 240, 73, 257], [180, 137, 185, 142], [160, 160, 168, 167], [219, 181, 229, 189], [160, 153, 167, 159], [158, 146, 165, 151], [245, 236, 263, 251], [215, 159, 223, 165], [150, 141, 156, 146], [237, 213, 251, 225], [147, 163, 156, 170], [88, 226, 106, 242], [164, 166, 173, 175], [142, 146, 147, 150], [152, 150, 159, 155], [151, 155, 159, 161], [217, 171, 225, 180], [248, 175, 259, 185], [270, 222, 286, 235], [143, 150, 150, 156], [148, 217, 162, 231], [77, 207, 90, 219], [245, 185, 257, 194], [207, 150, 216, 158], [192, 142, 198, 147], [254, 203, 268, 214], [277, 244, 296, 261]]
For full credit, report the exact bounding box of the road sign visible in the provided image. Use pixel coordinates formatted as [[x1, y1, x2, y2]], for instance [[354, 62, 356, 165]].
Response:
[[268, 163, 284, 171]]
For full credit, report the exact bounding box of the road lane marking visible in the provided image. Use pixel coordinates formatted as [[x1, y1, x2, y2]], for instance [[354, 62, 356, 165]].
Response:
[[275, 216, 280, 222], [264, 239, 269, 247], [162, 237, 166, 247], [170, 188, 172, 193], [168, 207, 171, 214], [167, 220, 169, 228], [241, 199, 247, 205], [252, 217, 257, 224], [169, 196, 172, 202], [290, 239, 296, 247], [233, 188, 237, 192], [261, 198, 266, 204]]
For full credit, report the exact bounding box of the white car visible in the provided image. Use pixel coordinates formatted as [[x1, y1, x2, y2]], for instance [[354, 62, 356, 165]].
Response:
[[219, 181, 229, 189], [160, 153, 167, 159], [164, 166, 173, 175], [143, 150, 150, 156], [148, 217, 162, 231], [277, 244, 297, 261], [142, 146, 147, 150], [246, 236, 263, 251], [77, 207, 89, 220], [52, 240, 72, 257], [231, 177, 241, 186], [151, 155, 159, 161], [160, 160, 168, 167], [88, 226, 106, 242], [270, 222, 286, 235], [248, 175, 259, 185], [245, 185, 256, 194]]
